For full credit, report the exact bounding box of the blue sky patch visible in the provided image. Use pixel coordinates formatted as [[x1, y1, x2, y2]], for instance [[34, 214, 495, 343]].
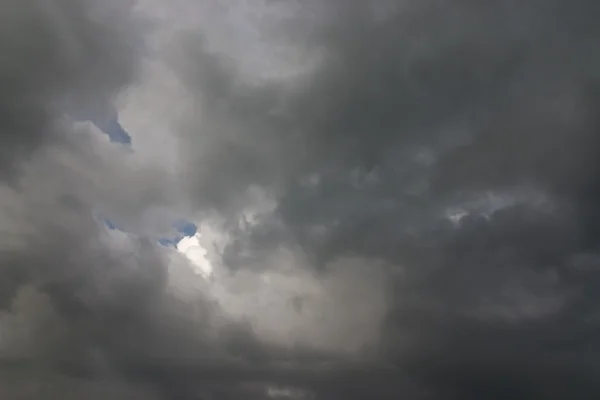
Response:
[[80, 107, 196, 248]]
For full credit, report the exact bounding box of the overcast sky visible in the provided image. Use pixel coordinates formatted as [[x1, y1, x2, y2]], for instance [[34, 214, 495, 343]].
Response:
[[2, 0, 600, 399]]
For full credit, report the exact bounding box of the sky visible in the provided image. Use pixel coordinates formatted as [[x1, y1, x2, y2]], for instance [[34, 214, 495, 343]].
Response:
[[3, 0, 600, 399]]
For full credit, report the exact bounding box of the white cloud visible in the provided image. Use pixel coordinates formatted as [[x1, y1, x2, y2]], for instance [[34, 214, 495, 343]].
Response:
[[176, 234, 213, 278]]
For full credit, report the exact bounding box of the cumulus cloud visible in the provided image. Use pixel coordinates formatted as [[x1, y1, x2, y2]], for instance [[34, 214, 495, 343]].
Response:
[[3, 0, 600, 399]]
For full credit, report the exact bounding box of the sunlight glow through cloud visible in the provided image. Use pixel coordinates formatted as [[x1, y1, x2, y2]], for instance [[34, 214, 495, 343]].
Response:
[[176, 233, 213, 278]]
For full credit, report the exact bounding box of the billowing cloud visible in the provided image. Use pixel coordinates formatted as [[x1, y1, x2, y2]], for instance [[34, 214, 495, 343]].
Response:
[[3, 0, 600, 399]]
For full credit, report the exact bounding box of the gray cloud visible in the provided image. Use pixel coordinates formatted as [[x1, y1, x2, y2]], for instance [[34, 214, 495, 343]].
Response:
[[167, 0, 600, 398], [0, 0, 146, 175], [4, 0, 600, 399]]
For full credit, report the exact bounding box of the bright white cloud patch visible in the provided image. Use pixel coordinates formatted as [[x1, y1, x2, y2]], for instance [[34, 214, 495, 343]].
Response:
[[176, 233, 213, 278]]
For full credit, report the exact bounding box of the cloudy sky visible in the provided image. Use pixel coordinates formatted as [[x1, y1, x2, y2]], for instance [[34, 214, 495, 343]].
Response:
[[2, 0, 600, 398]]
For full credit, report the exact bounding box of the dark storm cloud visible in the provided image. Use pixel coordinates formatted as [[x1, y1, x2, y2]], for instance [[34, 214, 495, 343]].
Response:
[[176, 0, 600, 206], [167, 0, 600, 398], [0, 0, 147, 309], [0, 0, 144, 175], [4, 0, 600, 398], [0, 0, 189, 398]]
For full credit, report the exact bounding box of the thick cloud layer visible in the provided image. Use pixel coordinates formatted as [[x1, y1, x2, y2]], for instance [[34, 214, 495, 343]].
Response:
[[3, 0, 600, 398]]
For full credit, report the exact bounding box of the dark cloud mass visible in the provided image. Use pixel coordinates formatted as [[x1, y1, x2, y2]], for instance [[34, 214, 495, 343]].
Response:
[[0, 0, 143, 174], [3, 0, 600, 398]]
